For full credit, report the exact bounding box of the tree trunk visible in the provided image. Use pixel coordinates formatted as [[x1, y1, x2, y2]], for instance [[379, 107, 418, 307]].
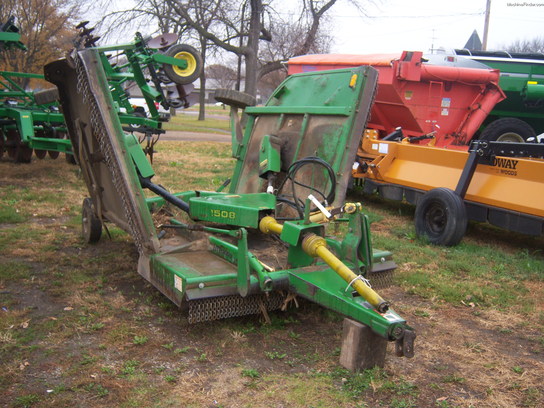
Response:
[[244, 0, 263, 97]]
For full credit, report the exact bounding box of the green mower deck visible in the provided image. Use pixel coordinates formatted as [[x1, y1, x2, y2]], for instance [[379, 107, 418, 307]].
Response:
[[45, 48, 415, 359]]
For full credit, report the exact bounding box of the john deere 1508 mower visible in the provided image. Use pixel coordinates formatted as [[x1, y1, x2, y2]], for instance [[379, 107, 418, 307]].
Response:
[[44, 46, 415, 361]]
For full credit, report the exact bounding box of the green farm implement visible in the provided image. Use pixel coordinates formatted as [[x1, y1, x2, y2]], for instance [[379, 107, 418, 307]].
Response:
[[1, 18, 202, 162], [45, 48, 415, 362], [0, 16, 66, 162], [454, 49, 544, 142]]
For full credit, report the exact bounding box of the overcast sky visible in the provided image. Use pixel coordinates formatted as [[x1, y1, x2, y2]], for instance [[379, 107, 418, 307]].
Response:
[[329, 0, 544, 54], [100, 0, 544, 55]]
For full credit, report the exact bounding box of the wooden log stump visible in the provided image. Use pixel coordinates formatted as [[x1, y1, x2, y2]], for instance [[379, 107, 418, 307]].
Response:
[[339, 318, 388, 371]]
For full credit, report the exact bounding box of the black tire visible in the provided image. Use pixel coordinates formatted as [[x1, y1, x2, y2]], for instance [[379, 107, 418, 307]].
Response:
[[82, 198, 102, 243], [162, 44, 203, 85], [214, 89, 256, 109], [34, 88, 59, 105], [414, 188, 467, 246], [480, 118, 535, 143]]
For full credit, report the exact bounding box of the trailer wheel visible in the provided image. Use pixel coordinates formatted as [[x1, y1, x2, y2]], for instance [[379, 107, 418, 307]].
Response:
[[162, 44, 203, 85], [480, 118, 535, 143], [415, 188, 467, 246], [214, 89, 256, 109], [82, 198, 102, 243]]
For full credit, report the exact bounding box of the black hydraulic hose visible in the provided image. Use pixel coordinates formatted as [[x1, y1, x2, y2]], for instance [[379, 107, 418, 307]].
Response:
[[139, 176, 190, 213], [276, 156, 336, 217]]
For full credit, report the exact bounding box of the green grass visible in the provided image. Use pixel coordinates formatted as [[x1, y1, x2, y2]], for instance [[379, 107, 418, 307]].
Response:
[[0, 260, 32, 281], [1, 140, 543, 408], [162, 113, 230, 133], [367, 217, 544, 314]]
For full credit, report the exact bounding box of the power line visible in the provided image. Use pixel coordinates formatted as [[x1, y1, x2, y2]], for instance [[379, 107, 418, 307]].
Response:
[[331, 12, 485, 19]]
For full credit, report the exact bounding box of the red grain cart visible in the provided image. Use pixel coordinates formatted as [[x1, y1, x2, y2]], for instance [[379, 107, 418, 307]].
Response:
[[288, 51, 506, 149]]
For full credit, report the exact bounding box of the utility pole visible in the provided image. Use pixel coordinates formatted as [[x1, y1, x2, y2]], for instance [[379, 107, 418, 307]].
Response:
[[482, 0, 491, 50], [430, 29, 437, 54]]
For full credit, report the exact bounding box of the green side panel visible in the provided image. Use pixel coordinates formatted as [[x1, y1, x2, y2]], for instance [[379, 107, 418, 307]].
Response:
[[28, 137, 71, 153], [189, 193, 276, 228], [258, 134, 281, 176], [124, 133, 155, 178], [288, 269, 406, 339], [287, 245, 314, 268], [229, 66, 378, 208], [280, 220, 323, 246], [3, 108, 34, 141], [474, 58, 544, 131], [526, 83, 544, 100], [150, 254, 188, 306]]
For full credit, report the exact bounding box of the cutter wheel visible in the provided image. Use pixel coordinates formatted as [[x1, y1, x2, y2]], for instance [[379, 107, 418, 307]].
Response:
[[82, 198, 102, 243]]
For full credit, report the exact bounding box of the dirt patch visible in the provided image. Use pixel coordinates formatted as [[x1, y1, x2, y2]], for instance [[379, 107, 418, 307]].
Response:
[[1, 148, 543, 408]]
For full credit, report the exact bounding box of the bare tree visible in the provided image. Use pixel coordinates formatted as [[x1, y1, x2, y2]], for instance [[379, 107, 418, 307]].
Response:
[[162, 0, 351, 97], [503, 37, 544, 54], [206, 64, 238, 89], [0, 0, 85, 89], [98, 0, 368, 113]]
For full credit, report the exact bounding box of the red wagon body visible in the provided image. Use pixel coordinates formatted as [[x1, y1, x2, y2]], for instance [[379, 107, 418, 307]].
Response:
[[288, 51, 506, 149]]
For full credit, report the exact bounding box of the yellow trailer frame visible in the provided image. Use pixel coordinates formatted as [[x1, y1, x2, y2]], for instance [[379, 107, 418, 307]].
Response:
[[354, 130, 544, 245]]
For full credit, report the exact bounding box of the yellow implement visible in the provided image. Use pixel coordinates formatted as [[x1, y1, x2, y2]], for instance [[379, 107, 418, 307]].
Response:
[[354, 130, 544, 245]]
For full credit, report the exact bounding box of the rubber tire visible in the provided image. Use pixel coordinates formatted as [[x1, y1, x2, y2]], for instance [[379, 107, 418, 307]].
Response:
[[415, 188, 467, 246], [480, 118, 535, 143], [82, 198, 102, 243], [214, 89, 256, 109], [162, 44, 203, 85], [34, 88, 59, 105]]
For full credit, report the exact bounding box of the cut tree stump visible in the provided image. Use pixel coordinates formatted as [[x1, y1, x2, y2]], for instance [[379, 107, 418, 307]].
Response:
[[339, 318, 388, 371]]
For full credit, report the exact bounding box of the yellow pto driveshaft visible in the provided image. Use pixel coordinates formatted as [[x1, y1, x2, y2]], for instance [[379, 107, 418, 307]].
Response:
[[259, 216, 390, 313]]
